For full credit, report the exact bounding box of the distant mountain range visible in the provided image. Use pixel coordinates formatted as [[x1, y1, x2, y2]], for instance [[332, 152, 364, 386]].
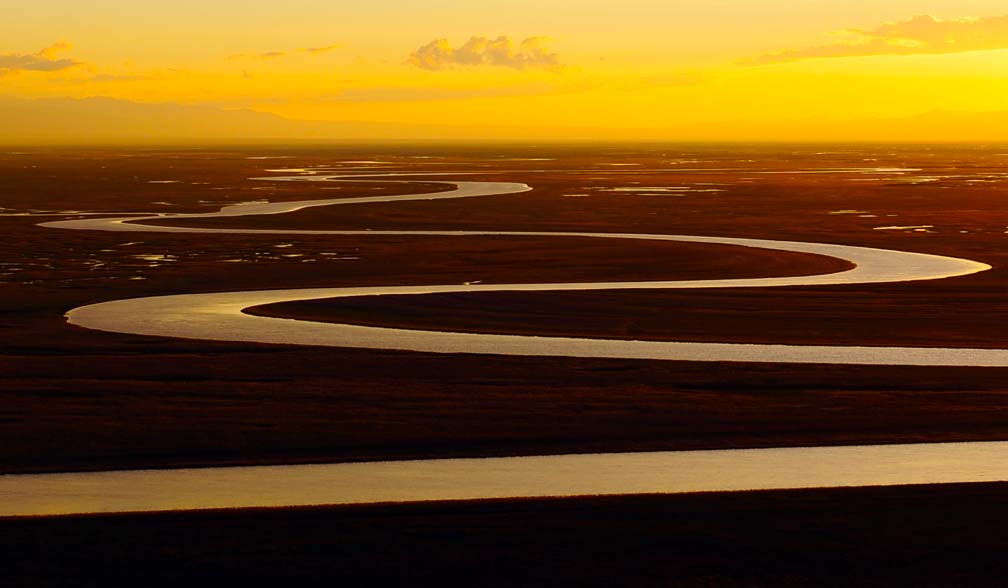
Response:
[[2, 96, 1008, 143], [0, 96, 463, 143]]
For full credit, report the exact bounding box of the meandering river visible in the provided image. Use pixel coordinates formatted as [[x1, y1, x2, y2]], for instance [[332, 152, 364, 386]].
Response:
[[9, 169, 1002, 517], [43, 173, 992, 366]]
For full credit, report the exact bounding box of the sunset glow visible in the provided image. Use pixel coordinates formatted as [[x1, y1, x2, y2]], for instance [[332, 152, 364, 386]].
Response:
[[4, 0, 1008, 142], [9, 3, 1008, 585]]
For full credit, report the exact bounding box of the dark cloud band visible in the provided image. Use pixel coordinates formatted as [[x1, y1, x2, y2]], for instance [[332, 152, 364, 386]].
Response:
[[0, 42, 80, 76]]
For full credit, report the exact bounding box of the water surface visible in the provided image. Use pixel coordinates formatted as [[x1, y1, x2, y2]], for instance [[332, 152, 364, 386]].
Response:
[[3, 442, 1007, 517]]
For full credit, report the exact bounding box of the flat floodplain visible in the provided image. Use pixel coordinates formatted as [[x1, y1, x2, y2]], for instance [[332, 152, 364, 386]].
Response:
[[4, 145, 1008, 471], [3, 144, 1008, 584]]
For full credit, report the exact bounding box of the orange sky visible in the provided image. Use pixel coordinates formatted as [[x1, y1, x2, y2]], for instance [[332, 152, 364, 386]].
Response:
[[4, 1, 1008, 141]]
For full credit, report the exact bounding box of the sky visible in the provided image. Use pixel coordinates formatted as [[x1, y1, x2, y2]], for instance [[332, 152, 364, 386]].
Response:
[[4, 0, 1008, 141]]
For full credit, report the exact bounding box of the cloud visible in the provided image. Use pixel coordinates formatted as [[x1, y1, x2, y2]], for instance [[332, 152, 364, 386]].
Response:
[[0, 41, 81, 76], [301, 44, 342, 55], [747, 14, 1008, 65], [36, 41, 73, 60], [229, 44, 342, 61], [230, 50, 287, 60], [407, 36, 564, 71]]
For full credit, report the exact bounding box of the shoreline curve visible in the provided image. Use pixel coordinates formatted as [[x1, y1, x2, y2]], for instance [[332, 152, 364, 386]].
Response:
[[45, 171, 992, 366]]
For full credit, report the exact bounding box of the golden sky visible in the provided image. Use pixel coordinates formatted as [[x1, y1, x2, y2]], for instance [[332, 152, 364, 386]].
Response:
[[4, 1, 1008, 141]]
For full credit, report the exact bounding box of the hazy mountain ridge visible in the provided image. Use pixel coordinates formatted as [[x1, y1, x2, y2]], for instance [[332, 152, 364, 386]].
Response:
[[0, 96, 457, 143], [2, 96, 1008, 143]]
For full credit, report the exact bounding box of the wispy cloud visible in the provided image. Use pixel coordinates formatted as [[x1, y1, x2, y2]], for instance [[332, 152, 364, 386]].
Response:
[[301, 44, 342, 55], [0, 41, 81, 76], [407, 36, 564, 71], [230, 51, 287, 61], [230, 44, 342, 61], [747, 14, 1008, 65]]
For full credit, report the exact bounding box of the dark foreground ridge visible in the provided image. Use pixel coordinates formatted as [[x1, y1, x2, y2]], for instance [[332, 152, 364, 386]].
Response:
[[6, 483, 1008, 587]]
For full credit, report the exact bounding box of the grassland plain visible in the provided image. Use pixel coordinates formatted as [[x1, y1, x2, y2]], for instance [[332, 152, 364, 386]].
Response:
[[3, 144, 1008, 585]]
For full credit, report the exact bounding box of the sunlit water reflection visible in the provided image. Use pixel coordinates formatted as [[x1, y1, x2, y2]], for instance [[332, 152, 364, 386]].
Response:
[[3, 442, 1008, 517], [24, 170, 1007, 518]]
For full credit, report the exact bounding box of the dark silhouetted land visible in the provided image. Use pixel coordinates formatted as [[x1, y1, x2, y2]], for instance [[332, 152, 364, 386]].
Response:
[[7, 483, 1008, 587], [3, 144, 1008, 584]]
